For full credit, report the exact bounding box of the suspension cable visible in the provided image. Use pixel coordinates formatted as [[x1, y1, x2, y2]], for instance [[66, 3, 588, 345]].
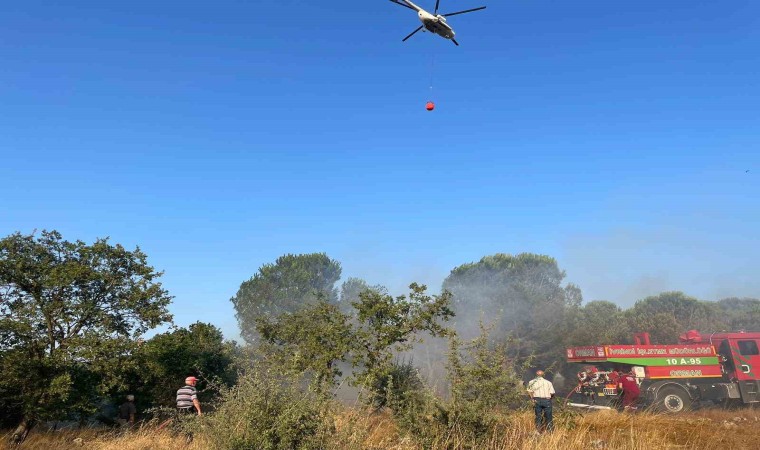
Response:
[[428, 48, 436, 101]]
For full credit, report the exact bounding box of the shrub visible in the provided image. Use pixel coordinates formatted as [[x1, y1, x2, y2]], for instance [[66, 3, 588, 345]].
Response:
[[369, 359, 424, 410], [389, 327, 529, 448], [201, 364, 333, 450], [442, 329, 527, 441]]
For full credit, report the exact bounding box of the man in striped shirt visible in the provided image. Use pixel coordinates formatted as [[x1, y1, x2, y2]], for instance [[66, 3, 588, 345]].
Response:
[[526, 370, 555, 433], [176, 376, 202, 416]]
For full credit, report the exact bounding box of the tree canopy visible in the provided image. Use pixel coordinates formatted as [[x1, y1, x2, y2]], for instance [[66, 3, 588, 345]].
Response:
[[256, 300, 353, 390], [338, 277, 386, 316], [254, 283, 454, 402], [231, 253, 342, 343], [442, 253, 581, 368], [716, 297, 760, 331], [0, 230, 172, 437], [625, 291, 720, 344], [564, 300, 630, 346]]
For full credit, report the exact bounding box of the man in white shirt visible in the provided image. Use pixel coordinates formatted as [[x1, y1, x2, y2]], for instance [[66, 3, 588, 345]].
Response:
[[526, 370, 555, 433]]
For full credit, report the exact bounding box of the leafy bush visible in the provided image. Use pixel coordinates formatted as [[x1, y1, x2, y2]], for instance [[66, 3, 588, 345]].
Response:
[[382, 369, 443, 446], [369, 359, 424, 410], [201, 364, 334, 450], [442, 329, 528, 440], [389, 327, 529, 448]]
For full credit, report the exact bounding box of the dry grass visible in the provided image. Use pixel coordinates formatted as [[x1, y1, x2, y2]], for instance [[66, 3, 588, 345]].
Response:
[[333, 407, 760, 450], [2, 408, 758, 450], [0, 425, 210, 450]]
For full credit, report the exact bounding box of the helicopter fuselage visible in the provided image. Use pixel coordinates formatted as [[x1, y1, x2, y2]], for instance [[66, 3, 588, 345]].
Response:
[[402, 0, 456, 40], [417, 10, 455, 39]]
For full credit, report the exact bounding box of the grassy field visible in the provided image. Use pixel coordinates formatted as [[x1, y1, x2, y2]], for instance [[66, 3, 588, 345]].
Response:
[[2, 408, 758, 450]]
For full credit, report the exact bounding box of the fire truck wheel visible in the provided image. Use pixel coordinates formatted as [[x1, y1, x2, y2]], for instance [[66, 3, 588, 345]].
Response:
[[656, 386, 692, 413]]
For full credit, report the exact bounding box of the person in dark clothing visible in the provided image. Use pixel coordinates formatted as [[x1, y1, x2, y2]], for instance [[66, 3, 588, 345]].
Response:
[[117, 395, 136, 426]]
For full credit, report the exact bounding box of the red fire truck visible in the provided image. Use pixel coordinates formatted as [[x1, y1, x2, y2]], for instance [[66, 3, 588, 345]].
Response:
[[565, 330, 760, 412]]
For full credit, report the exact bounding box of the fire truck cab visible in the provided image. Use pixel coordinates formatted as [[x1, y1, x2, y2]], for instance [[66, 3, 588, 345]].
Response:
[[706, 331, 760, 403]]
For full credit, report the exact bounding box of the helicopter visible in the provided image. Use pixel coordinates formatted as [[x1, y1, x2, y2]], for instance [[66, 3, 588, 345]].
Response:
[[389, 0, 486, 46]]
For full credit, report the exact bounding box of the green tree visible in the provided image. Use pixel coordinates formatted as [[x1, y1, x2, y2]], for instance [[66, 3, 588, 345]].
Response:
[[625, 292, 720, 344], [338, 277, 385, 316], [716, 297, 760, 331], [0, 230, 172, 443], [252, 283, 454, 406], [231, 253, 342, 343], [351, 283, 454, 404], [256, 300, 354, 392], [565, 301, 631, 346], [442, 253, 580, 369], [130, 322, 238, 411]]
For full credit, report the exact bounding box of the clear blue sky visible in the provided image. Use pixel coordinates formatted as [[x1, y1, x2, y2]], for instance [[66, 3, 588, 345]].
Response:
[[2, 1, 758, 341]]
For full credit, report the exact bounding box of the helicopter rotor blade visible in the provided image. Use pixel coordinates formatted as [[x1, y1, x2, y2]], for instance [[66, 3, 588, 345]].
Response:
[[402, 25, 424, 42], [442, 6, 486, 17], [389, 0, 416, 11], [434, 0, 441, 14], [451, 38, 460, 46]]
